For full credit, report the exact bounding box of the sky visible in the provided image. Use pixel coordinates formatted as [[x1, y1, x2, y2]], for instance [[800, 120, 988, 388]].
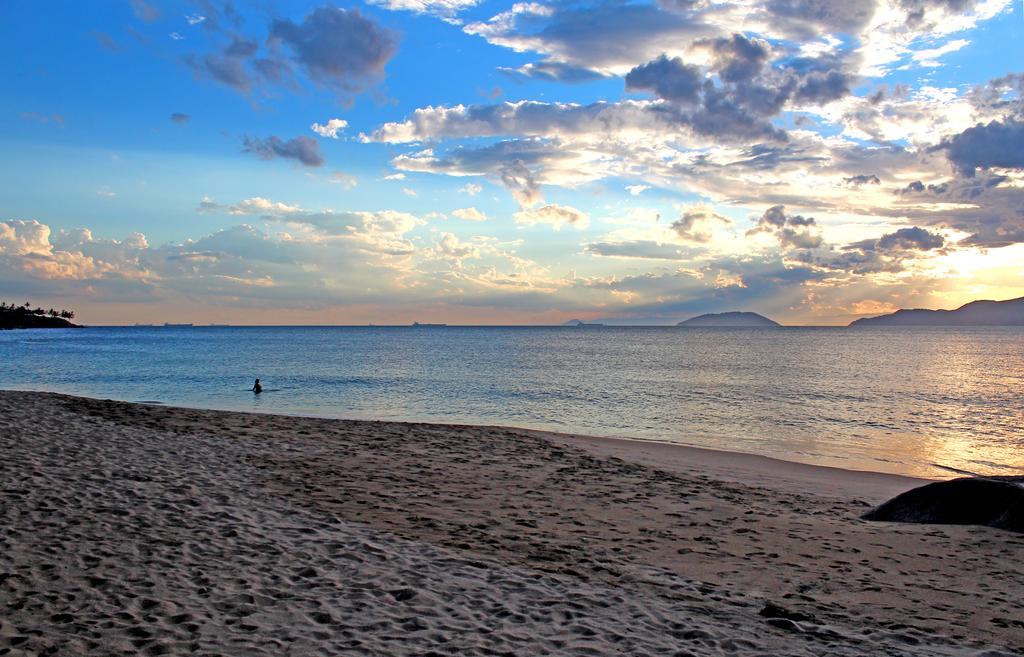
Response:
[[1, 0, 1022, 325]]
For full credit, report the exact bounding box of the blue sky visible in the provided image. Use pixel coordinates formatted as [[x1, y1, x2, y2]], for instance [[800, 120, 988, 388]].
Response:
[[1, 0, 1022, 325]]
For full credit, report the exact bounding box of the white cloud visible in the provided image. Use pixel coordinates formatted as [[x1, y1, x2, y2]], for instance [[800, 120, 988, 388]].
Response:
[[367, 100, 681, 144], [198, 196, 305, 217], [452, 207, 488, 221], [402, 187, 418, 197], [368, 67, 1024, 241], [670, 206, 732, 243], [798, 34, 843, 58], [230, 197, 303, 216], [0, 219, 150, 288], [463, 2, 709, 77], [820, 84, 992, 147], [311, 118, 349, 139], [912, 39, 970, 67], [514, 204, 589, 230], [0, 219, 53, 256], [626, 184, 650, 196], [858, 0, 1011, 76], [383, 172, 406, 180], [0, 212, 436, 307], [368, 0, 479, 22], [460, 183, 483, 196], [431, 232, 480, 264]]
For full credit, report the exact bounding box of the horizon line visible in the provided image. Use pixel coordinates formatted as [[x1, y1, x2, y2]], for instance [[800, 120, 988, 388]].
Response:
[[79, 323, 887, 329]]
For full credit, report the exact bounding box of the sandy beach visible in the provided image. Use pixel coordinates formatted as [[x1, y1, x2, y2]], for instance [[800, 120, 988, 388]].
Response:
[[1, 391, 1022, 656]]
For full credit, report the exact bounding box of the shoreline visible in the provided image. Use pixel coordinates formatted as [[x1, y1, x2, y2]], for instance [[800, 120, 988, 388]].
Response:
[[535, 429, 930, 501], [0, 387, 947, 483], [2, 390, 1022, 655]]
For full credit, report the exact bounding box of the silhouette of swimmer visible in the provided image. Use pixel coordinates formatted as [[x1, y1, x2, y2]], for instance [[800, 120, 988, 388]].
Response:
[[251, 378, 262, 394]]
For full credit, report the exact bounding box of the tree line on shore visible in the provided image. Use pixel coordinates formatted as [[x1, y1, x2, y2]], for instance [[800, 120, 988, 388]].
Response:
[[0, 301, 76, 320]]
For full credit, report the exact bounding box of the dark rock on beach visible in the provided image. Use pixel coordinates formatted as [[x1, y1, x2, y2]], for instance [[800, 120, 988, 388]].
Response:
[[863, 476, 1024, 533]]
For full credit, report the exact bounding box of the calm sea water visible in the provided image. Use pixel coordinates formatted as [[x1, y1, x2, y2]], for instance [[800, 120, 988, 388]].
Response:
[[1, 326, 1021, 478]]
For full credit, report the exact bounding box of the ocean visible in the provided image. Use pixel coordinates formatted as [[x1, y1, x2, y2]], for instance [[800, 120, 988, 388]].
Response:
[[2, 325, 1021, 478]]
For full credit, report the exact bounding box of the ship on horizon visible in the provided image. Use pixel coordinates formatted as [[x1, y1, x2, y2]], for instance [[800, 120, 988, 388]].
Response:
[[411, 321, 447, 328], [163, 322, 193, 328]]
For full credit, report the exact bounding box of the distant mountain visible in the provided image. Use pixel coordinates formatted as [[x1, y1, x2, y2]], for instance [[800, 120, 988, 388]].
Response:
[[849, 297, 1024, 327], [677, 311, 780, 327], [564, 319, 605, 327]]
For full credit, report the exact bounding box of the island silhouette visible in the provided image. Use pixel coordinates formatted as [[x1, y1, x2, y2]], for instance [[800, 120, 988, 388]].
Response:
[[677, 311, 780, 327], [850, 296, 1024, 326]]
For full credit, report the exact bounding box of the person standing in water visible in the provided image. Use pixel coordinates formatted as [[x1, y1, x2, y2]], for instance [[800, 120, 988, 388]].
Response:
[[251, 378, 262, 394]]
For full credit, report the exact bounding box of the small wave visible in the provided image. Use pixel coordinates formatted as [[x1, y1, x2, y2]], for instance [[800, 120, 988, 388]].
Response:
[[929, 463, 982, 477], [966, 459, 1024, 473]]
